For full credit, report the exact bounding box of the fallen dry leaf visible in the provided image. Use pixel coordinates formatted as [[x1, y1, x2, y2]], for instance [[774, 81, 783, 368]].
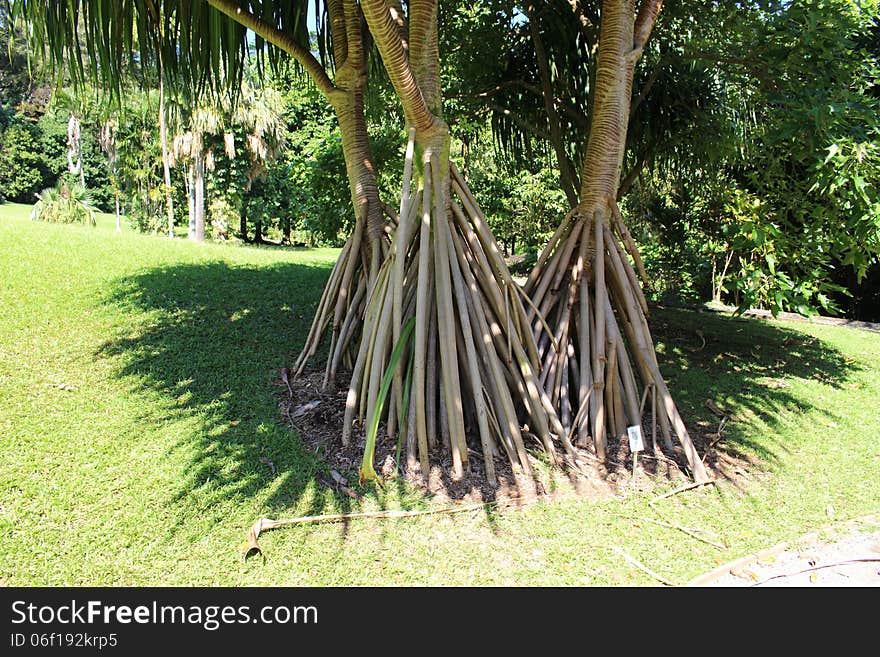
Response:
[[291, 399, 320, 418], [258, 457, 276, 475], [730, 566, 760, 582]]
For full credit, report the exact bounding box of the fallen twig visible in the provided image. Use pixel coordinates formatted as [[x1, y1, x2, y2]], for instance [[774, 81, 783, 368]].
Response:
[[242, 503, 490, 559], [750, 558, 880, 587], [645, 480, 723, 549], [611, 512, 726, 550], [280, 367, 293, 397], [649, 480, 715, 506], [610, 546, 677, 586], [316, 473, 364, 500]]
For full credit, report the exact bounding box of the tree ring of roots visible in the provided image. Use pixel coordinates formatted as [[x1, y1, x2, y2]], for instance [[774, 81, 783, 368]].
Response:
[[280, 369, 746, 506]]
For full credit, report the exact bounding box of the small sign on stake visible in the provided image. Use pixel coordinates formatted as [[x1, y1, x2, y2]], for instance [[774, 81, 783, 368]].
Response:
[[627, 425, 645, 453]]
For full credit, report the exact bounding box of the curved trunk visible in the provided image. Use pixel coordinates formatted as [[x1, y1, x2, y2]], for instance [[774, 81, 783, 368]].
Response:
[[333, 86, 385, 272], [524, 0, 709, 482], [292, 1, 388, 386], [578, 0, 632, 216], [318, 0, 574, 489]]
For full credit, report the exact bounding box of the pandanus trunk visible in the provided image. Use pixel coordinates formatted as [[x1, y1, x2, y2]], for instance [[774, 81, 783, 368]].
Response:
[[291, 93, 387, 386], [524, 0, 709, 481], [302, 0, 577, 487], [206, 1, 388, 370]]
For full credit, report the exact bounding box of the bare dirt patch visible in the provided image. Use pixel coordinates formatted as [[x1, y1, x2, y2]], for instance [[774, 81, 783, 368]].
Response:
[[689, 514, 880, 587]]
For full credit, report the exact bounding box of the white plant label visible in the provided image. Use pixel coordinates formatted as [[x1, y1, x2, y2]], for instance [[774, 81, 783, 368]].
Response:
[[627, 425, 645, 453]]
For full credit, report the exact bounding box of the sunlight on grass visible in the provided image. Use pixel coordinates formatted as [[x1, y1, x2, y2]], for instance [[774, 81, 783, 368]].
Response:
[[1, 202, 878, 585]]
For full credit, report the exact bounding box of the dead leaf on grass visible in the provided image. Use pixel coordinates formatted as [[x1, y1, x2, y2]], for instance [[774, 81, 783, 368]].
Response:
[[757, 377, 790, 389], [731, 566, 760, 582], [258, 457, 276, 475]]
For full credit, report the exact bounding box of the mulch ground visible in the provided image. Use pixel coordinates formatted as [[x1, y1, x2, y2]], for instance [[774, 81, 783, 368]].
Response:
[[280, 369, 754, 507]]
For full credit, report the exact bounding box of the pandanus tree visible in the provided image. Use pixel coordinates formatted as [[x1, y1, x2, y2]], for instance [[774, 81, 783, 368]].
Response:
[[316, 0, 578, 484], [97, 115, 122, 232], [520, 0, 709, 480], [171, 79, 284, 242]]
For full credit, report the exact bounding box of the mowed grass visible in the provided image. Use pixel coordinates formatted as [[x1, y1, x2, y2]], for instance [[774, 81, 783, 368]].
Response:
[[1, 202, 878, 586]]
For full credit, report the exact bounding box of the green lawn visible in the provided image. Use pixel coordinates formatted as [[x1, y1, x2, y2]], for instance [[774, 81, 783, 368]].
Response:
[[1, 202, 878, 586]]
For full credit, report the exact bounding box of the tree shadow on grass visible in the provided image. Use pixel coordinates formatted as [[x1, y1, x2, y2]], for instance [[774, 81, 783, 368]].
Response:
[[96, 261, 435, 547], [96, 260, 861, 546], [647, 307, 861, 486]]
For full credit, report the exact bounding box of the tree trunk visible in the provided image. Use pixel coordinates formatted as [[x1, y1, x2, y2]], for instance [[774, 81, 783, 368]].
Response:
[[115, 189, 121, 232], [292, 0, 389, 387], [240, 209, 248, 242], [331, 84, 384, 274], [186, 163, 196, 239], [203, 1, 389, 369], [158, 54, 176, 239], [192, 145, 205, 242], [523, 0, 709, 482], [67, 114, 83, 184], [306, 0, 574, 488]]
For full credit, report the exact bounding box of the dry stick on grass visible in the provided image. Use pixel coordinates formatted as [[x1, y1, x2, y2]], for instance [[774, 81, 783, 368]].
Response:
[[647, 480, 722, 548], [649, 480, 716, 506], [610, 545, 678, 586], [243, 503, 490, 559], [610, 513, 727, 550]]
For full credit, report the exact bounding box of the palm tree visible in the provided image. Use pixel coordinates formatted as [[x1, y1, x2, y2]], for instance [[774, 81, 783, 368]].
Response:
[[54, 90, 89, 187], [520, 0, 708, 481], [171, 103, 222, 241], [170, 80, 284, 242]]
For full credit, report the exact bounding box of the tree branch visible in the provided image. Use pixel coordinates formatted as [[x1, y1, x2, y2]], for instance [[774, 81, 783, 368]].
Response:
[[633, 0, 663, 51], [206, 0, 337, 99], [360, 0, 437, 132]]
